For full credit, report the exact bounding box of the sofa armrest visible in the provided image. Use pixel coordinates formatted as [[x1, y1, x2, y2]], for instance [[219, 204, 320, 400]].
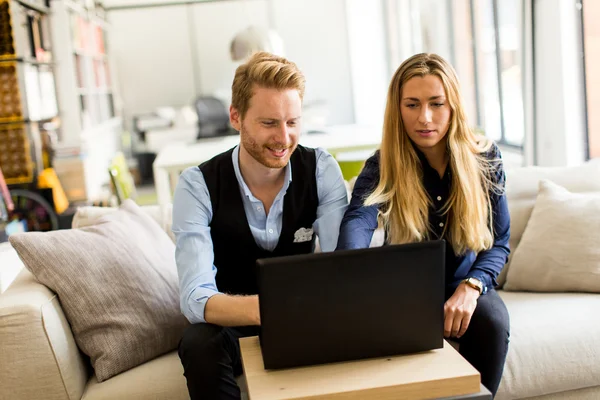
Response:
[[0, 269, 88, 400]]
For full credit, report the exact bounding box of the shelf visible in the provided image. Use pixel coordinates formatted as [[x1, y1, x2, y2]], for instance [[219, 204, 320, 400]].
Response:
[[90, 17, 109, 31], [0, 57, 54, 66], [80, 116, 122, 139], [74, 53, 108, 61], [15, 0, 50, 14], [64, 0, 87, 16], [73, 50, 108, 61], [78, 88, 112, 95], [50, 0, 121, 197], [63, 0, 110, 30], [0, 115, 58, 125]]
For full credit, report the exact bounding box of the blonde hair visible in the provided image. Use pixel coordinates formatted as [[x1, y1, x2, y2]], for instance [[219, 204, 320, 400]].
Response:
[[231, 51, 305, 118], [365, 53, 500, 255]]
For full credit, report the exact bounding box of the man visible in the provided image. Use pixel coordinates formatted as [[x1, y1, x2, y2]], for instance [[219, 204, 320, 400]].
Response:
[[172, 51, 348, 400]]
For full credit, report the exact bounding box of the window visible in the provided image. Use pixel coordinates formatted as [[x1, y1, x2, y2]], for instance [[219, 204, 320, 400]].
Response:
[[583, 0, 600, 158], [358, 0, 529, 149]]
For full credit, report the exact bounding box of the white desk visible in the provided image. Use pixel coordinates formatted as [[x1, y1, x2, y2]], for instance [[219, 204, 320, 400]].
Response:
[[0, 242, 24, 293], [152, 124, 382, 213]]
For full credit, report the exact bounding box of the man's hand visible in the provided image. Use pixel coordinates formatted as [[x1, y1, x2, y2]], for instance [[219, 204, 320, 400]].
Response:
[[444, 283, 480, 339]]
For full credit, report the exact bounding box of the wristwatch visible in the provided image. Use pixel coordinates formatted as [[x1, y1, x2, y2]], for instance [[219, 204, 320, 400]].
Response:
[[462, 277, 483, 295]]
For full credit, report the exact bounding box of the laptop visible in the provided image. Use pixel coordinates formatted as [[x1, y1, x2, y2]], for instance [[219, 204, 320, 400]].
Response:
[[256, 240, 445, 370]]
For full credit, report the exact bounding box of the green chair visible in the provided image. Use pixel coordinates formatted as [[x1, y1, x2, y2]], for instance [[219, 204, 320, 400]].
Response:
[[330, 146, 377, 181]]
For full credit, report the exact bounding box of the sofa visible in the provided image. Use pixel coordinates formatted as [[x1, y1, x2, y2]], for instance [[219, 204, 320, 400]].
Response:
[[1, 160, 600, 400]]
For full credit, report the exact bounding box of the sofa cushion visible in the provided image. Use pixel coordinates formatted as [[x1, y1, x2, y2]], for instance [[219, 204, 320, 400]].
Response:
[[9, 199, 188, 382], [496, 291, 600, 400], [81, 351, 188, 400], [521, 386, 600, 400], [504, 180, 600, 292], [81, 351, 249, 400], [499, 159, 600, 286]]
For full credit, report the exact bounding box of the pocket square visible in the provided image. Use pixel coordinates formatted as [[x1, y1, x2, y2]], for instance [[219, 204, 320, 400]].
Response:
[[293, 227, 313, 243]]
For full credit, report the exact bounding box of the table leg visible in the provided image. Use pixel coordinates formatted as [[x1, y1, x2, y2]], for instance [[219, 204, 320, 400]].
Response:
[[153, 164, 172, 220], [438, 384, 492, 399]]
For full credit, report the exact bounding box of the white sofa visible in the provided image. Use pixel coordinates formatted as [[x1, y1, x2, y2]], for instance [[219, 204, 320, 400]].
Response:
[[1, 160, 600, 400]]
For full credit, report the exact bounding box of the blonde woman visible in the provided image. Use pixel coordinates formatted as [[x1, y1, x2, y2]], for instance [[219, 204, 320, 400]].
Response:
[[337, 53, 510, 397]]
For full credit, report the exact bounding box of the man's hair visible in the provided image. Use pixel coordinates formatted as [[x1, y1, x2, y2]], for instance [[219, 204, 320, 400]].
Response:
[[231, 51, 305, 118]]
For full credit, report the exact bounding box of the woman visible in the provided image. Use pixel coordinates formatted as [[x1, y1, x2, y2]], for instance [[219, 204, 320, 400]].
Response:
[[337, 53, 510, 397]]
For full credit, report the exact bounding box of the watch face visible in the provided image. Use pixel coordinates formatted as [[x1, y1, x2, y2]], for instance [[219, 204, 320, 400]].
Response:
[[466, 278, 482, 293]]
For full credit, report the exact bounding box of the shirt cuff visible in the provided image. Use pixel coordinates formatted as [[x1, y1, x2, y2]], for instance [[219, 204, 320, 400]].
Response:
[[185, 287, 221, 323], [465, 272, 492, 295]]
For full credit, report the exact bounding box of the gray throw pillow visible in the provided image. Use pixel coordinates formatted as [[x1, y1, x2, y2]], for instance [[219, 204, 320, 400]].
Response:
[[9, 199, 188, 382]]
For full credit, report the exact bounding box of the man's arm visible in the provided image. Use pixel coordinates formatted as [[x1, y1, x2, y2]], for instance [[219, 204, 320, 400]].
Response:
[[312, 149, 349, 252], [172, 167, 260, 326], [204, 294, 260, 326]]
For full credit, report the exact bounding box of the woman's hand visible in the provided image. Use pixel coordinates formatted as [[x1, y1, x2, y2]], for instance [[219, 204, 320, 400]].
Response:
[[444, 283, 480, 338]]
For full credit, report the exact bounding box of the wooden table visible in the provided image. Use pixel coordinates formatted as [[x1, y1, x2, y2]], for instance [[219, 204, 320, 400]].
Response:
[[239, 336, 490, 400]]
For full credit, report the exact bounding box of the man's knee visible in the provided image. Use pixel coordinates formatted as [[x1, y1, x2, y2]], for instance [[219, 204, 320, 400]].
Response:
[[179, 323, 226, 367]]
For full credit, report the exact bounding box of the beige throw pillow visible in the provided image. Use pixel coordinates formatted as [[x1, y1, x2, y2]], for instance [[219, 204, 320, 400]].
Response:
[[498, 158, 600, 287], [504, 180, 600, 292], [9, 199, 188, 382]]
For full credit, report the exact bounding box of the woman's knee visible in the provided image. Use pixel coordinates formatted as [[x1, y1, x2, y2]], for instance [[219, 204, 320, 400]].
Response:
[[471, 292, 510, 342]]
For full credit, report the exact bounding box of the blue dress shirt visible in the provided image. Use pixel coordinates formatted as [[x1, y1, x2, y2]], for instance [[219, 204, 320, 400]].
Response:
[[336, 144, 510, 295], [172, 145, 348, 323]]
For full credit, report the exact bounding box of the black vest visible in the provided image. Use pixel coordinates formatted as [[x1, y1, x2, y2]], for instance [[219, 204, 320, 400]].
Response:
[[200, 145, 319, 295]]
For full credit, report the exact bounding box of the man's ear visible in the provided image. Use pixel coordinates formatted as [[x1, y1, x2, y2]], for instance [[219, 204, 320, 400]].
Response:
[[230, 106, 241, 131]]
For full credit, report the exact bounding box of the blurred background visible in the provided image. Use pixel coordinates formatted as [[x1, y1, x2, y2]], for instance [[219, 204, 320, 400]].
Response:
[[0, 0, 598, 239]]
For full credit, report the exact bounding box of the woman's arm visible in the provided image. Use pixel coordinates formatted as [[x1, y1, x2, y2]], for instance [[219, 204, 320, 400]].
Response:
[[336, 153, 382, 250], [465, 146, 511, 293], [445, 145, 510, 338]]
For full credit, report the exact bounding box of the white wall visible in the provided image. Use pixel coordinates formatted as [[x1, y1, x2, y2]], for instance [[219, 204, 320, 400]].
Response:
[[191, 1, 270, 100], [534, 0, 587, 166], [106, 0, 355, 128], [345, 0, 388, 128], [107, 6, 197, 124], [268, 0, 354, 125]]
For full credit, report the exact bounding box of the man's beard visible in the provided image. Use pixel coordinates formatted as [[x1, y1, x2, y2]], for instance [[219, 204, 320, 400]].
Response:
[[240, 124, 297, 168]]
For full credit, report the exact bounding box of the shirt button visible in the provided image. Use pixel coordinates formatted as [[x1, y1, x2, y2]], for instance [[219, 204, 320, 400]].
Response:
[[439, 222, 444, 227], [257, 207, 262, 211], [437, 196, 442, 201], [268, 229, 274, 234]]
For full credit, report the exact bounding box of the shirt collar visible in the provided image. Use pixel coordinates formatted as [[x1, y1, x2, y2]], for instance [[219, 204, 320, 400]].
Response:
[[231, 145, 293, 200], [414, 146, 452, 181]]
